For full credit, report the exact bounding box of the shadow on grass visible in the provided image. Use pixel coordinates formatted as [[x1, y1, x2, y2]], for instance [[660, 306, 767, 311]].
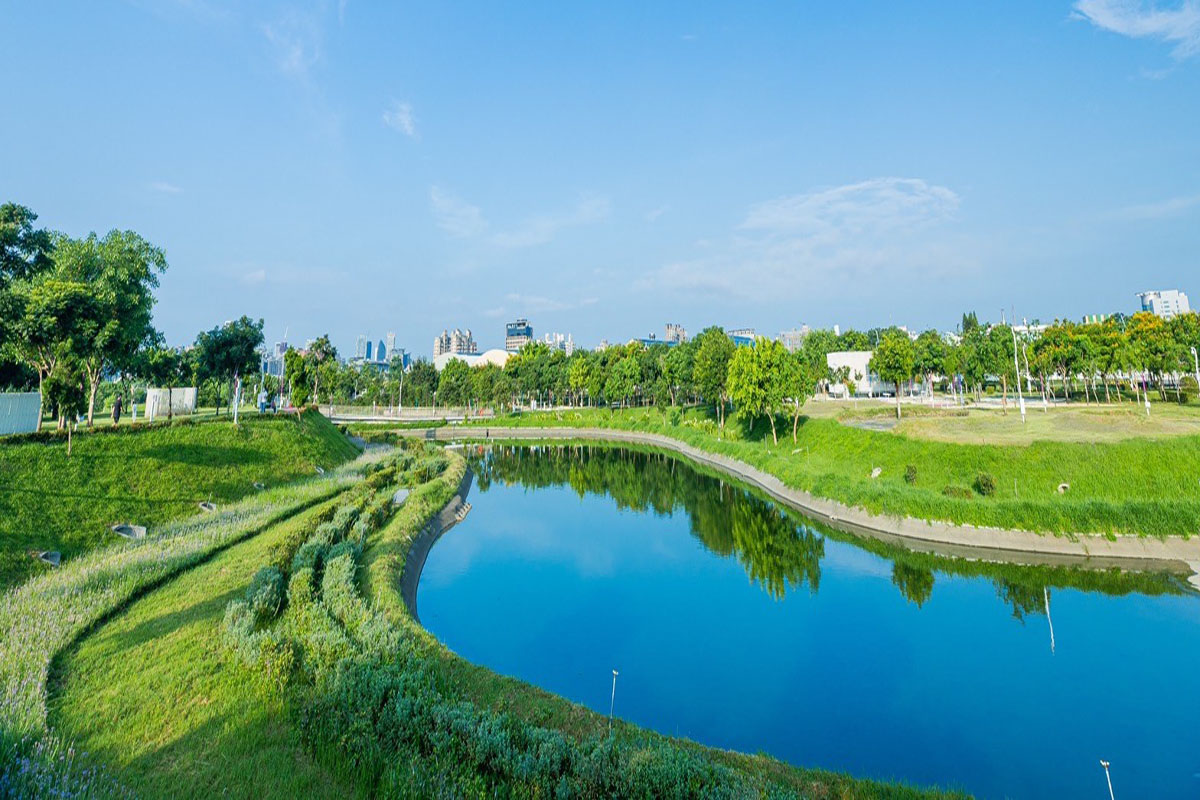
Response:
[[139, 444, 270, 467]]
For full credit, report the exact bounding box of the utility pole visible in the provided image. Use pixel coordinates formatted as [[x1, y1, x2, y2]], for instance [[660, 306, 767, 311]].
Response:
[[1011, 320, 1026, 423]]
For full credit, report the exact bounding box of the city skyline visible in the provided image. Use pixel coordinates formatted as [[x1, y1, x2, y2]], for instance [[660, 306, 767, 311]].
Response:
[[3, 2, 1198, 352]]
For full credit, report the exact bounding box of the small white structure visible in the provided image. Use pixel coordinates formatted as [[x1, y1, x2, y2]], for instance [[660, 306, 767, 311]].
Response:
[[0, 392, 41, 436], [1137, 289, 1190, 320], [432, 349, 512, 371], [826, 351, 882, 397], [145, 387, 197, 421]]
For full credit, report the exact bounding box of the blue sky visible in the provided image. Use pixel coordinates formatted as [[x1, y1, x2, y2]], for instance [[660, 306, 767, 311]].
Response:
[[2, 1, 1198, 355]]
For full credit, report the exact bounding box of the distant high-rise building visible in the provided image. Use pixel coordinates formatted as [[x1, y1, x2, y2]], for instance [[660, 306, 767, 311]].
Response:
[[664, 323, 687, 344], [727, 327, 756, 347], [365, 340, 373, 361], [376, 339, 386, 362], [506, 318, 533, 352], [434, 328, 478, 356], [385, 332, 397, 361], [1137, 289, 1190, 320], [540, 331, 575, 356], [778, 326, 811, 352], [355, 335, 368, 360]]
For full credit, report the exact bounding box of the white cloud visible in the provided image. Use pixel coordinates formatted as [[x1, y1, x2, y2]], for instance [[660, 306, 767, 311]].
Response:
[[637, 177, 972, 302], [430, 186, 489, 238], [241, 268, 267, 285], [149, 180, 183, 194], [1110, 193, 1200, 220], [382, 100, 417, 137], [490, 193, 610, 248], [645, 205, 669, 222], [262, 8, 323, 78], [1073, 0, 1200, 59]]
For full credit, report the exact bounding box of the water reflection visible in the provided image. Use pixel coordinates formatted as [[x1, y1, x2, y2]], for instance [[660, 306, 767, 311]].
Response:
[[469, 444, 1190, 617]]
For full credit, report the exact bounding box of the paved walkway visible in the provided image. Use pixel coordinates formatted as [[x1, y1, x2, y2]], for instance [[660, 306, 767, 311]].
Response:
[[379, 424, 1200, 575]]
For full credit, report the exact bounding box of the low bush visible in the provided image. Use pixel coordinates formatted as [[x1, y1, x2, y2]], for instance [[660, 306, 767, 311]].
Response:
[[974, 472, 997, 497], [904, 464, 918, 485], [942, 485, 973, 500]]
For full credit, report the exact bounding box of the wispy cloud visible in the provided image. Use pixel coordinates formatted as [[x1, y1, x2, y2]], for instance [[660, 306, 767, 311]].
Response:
[[645, 205, 670, 222], [1073, 0, 1200, 59], [490, 194, 610, 248], [430, 186, 488, 238], [382, 100, 417, 137], [429, 189, 610, 247], [149, 180, 183, 194], [638, 177, 971, 302], [241, 268, 267, 285], [484, 294, 599, 319], [1109, 192, 1200, 220], [261, 7, 324, 78]]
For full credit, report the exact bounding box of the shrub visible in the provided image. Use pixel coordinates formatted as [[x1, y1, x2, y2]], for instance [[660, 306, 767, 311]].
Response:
[[904, 464, 917, 485], [974, 472, 997, 497], [245, 566, 285, 624], [288, 567, 316, 608], [942, 485, 973, 500]]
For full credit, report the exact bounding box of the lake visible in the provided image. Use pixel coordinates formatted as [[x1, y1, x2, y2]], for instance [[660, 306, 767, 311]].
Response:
[[417, 444, 1200, 799]]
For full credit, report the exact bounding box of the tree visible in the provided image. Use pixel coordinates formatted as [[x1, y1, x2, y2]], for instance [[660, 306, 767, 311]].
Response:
[[437, 358, 473, 407], [838, 329, 871, 350], [8, 278, 102, 430], [194, 316, 264, 414], [912, 330, 946, 397], [568, 354, 596, 407], [869, 332, 915, 419], [693, 327, 734, 430], [43, 357, 88, 454], [781, 349, 814, 443], [303, 335, 337, 405], [51, 230, 168, 426], [960, 311, 980, 335], [604, 356, 639, 407], [0, 203, 53, 291], [662, 342, 695, 406], [284, 348, 312, 406], [727, 336, 788, 444], [985, 324, 1016, 413]]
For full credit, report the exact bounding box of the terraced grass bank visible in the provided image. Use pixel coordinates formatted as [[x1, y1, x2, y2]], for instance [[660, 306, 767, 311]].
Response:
[[0, 409, 359, 589], [425, 406, 1200, 539], [9, 440, 964, 799]]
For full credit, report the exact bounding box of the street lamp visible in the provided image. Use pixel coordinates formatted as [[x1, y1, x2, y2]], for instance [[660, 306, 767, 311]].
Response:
[[1191, 346, 1199, 401], [1100, 760, 1115, 800], [608, 669, 619, 734], [1010, 323, 1026, 423]]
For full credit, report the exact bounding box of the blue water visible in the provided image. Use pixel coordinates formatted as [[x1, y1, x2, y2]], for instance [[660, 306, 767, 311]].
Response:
[[417, 446, 1200, 799]]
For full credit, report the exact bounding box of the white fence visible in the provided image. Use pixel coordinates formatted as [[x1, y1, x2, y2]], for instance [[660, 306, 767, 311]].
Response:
[[0, 392, 41, 436], [146, 387, 197, 421]]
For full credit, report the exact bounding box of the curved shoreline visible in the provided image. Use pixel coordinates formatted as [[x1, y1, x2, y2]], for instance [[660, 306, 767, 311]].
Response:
[[400, 467, 474, 623], [382, 425, 1200, 575]]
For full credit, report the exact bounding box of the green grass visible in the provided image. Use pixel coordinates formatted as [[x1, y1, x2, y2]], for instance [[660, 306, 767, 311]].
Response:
[[0, 409, 360, 589], [47, 497, 354, 799], [430, 405, 1200, 538]]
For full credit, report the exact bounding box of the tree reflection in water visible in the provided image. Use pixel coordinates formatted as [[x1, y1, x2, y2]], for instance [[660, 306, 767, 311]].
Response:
[[472, 444, 822, 600], [467, 444, 1189, 615]]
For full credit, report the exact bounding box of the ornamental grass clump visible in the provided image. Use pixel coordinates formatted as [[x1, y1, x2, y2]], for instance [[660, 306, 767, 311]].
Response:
[[974, 472, 997, 497]]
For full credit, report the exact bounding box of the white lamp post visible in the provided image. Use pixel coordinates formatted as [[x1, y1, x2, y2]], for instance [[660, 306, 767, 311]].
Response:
[[1100, 759, 1115, 800], [1011, 323, 1026, 423], [608, 669, 619, 734], [1191, 346, 1199, 400]]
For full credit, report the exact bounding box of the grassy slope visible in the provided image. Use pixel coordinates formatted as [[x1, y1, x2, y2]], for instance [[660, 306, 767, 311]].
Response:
[[47, 497, 354, 799], [0, 410, 359, 589], [431, 406, 1200, 538], [361, 450, 966, 800]]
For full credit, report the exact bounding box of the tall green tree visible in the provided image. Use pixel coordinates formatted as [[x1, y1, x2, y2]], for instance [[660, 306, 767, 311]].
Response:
[[912, 330, 946, 397], [604, 356, 639, 408], [727, 336, 788, 444], [693, 326, 734, 430], [52, 230, 168, 425], [781, 349, 814, 443], [437, 358, 473, 407], [869, 332, 915, 419], [194, 316, 264, 414]]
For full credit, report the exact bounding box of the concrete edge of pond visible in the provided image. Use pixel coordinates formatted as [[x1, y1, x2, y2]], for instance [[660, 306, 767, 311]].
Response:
[[401, 467, 474, 623], [383, 425, 1200, 577]]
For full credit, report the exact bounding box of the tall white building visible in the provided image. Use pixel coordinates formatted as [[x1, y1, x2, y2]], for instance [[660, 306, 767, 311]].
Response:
[[434, 328, 478, 357], [664, 323, 687, 344], [1137, 290, 1190, 320], [540, 331, 575, 356], [778, 326, 811, 352]]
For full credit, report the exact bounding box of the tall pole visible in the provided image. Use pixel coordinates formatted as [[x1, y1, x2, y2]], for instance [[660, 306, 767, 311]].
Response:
[[1191, 346, 1199, 400], [1100, 760, 1115, 800], [608, 669, 619, 734], [1011, 322, 1026, 423]]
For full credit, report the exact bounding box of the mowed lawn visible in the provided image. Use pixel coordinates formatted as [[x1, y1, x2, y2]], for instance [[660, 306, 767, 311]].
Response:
[[450, 404, 1200, 538], [47, 498, 352, 800], [0, 410, 359, 589]]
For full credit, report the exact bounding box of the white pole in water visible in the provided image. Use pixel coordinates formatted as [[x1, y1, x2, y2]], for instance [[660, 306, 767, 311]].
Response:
[[1044, 586, 1055, 655], [1100, 760, 1115, 800], [608, 669, 619, 734]]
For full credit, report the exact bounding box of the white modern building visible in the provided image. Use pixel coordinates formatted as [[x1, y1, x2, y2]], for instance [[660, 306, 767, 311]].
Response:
[[432, 348, 512, 371], [1137, 289, 1190, 320], [664, 323, 687, 344], [540, 331, 576, 355], [778, 326, 810, 352]]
